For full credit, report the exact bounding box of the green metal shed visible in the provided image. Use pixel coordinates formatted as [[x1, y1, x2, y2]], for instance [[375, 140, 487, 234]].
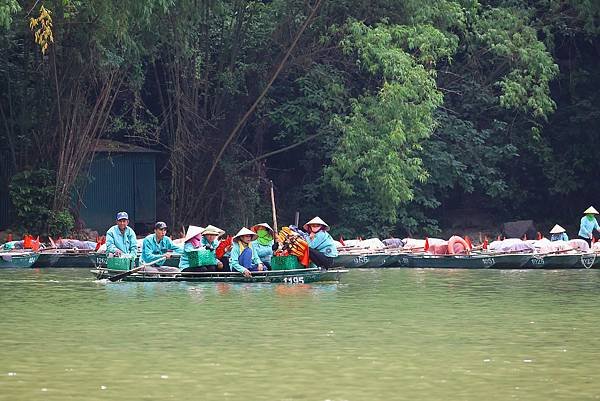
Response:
[[79, 140, 159, 234]]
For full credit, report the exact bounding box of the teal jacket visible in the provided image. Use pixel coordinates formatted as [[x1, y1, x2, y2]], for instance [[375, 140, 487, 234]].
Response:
[[229, 241, 262, 273], [254, 240, 274, 264], [178, 242, 199, 269], [106, 225, 137, 257], [141, 234, 183, 266], [578, 216, 600, 239], [550, 232, 569, 242], [308, 231, 338, 257]]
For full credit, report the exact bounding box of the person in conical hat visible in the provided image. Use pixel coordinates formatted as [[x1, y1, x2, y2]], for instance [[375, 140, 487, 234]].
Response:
[[251, 223, 275, 269], [578, 206, 600, 246], [178, 225, 204, 271], [198, 225, 225, 271], [549, 224, 568, 242], [229, 227, 265, 277], [303, 216, 338, 269]]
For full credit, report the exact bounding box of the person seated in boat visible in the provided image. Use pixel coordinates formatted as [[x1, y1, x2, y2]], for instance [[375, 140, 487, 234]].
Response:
[[105, 211, 137, 258], [216, 235, 233, 272], [251, 223, 275, 270], [303, 216, 338, 269], [578, 206, 600, 246], [549, 224, 569, 242], [140, 221, 183, 273], [178, 225, 204, 272], [199, 225, 225, 272], [229, 227, 266, 278]]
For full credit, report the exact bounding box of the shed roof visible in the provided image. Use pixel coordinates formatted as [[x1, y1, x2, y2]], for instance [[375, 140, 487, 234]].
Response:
[[94, 139, 160, 154]]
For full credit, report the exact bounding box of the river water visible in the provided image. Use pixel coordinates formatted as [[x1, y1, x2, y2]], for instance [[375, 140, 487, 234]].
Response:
[[1, 268, 600, 401]]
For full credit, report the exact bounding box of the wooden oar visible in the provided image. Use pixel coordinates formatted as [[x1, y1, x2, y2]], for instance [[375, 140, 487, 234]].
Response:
[[107, 256, 167, 282]]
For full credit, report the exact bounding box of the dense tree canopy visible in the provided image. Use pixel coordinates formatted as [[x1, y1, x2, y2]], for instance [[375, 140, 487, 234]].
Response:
[[1, 0, 599, 237]]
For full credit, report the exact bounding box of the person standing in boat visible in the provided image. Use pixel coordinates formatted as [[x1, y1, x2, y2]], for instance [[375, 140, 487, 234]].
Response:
[[578, 206, 600, 246], [229, 227, 265, 278], [178, 225, 204, 272], [303, 216, 338, 269], [251, 223, 275, 270], [105, 211, 137, 257], [141, 221, 182, 272], [549, 224, 569, 242], [200, 225, 225, 272]]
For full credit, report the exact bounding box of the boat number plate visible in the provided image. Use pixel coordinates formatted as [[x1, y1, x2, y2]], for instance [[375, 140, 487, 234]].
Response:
[[283, 276, 305, 284], [97, 257, 107, 265], [353, 256, 369, 265], [482, 258, 495, 267], [28, 257, 36, 264], [531, 257, 545, 266]]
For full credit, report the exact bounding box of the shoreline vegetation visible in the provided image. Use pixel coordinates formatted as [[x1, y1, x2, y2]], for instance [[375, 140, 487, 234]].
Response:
[[1, 1, 599, 239]]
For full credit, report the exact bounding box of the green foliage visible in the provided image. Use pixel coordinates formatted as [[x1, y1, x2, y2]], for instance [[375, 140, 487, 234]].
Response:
[[326, 21, 447, 226], [0, 0, 19, 30], [8, 169, 74, 236]]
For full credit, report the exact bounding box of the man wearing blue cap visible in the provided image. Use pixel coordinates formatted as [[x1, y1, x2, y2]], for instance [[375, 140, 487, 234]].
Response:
[[105, 211, 137, 257], [140, 221, 183, 272]]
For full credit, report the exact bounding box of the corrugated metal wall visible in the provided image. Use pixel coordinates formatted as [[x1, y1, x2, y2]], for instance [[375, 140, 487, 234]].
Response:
[[79, 153, 156, 234]]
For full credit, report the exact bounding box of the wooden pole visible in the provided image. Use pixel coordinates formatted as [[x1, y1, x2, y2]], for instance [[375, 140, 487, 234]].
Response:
[[270, 180, 278, 234], [294, 211, 299, 227]]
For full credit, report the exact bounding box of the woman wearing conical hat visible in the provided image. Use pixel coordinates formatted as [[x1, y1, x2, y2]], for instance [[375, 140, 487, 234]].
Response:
[[251, 223, 275, 270], [303, 216, 338, 269], [578, 206, 600, 246], [549, 224, 568, 242], [178, 225, 204, 271], [200, 225, 225, 271], [229, 227, 266, 277]]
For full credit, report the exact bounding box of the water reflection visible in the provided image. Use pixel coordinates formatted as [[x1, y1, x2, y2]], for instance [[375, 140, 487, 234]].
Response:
[[2, 268, 600, 401]]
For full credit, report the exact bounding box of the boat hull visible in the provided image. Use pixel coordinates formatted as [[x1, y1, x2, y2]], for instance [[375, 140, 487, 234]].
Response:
[[0, 252, 40, 268], [92, 267, 347, 283], [33, 251, 105, 268]]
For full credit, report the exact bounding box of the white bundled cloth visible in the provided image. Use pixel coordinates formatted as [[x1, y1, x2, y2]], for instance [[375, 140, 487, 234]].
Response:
[[568, 239, 590, 252], [340, 238, 386, 250], [488, 238, 535, 253]]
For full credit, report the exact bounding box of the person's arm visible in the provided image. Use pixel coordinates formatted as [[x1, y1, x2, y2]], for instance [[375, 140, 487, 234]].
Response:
[[167, 237, 184, 254], [563, 233, 569, 241], [127, 229, 137, 256], [105, 228, 118, 255], [141, 237, 162, 264]]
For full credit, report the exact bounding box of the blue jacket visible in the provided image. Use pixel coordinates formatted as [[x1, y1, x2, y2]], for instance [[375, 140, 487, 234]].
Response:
[[141, 234, 183, 266], [550, 232, 569, 242], [105, 225, 137, 257], [308, 231, 338, 257], [229, 241, 262, 273], [254, 240, 274, 264], [578, 217, 600, 239]]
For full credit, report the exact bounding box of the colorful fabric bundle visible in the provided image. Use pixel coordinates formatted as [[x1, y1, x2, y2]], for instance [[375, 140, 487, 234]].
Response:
[[215, 236, 232, 259], [276, 227, 310, 267]]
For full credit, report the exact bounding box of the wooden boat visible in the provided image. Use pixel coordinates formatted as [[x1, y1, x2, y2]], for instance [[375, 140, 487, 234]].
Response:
[[0, 251, 40, 268], [33, 249, 105, 268], [334, 250, 600, 269], [94, 253, 181, 268], [91, 267, 348, 283]]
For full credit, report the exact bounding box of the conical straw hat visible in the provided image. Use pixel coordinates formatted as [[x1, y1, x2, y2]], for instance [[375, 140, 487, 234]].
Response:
[[303, 216, 330, 231], [584, 206, 599, 214], [251, 223, 274, 234], [202, 225, 225, 236], [233, 227, 258, 242], [549, 224, 566, 234], [184, 225, 204, 242]]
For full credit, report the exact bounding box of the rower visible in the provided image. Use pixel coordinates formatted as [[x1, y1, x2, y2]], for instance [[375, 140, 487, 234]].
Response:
[[578, 206, 600, 246], [105, 211, 137, 258], [140, 222, 182, 273], [229, 227, 266, 278]]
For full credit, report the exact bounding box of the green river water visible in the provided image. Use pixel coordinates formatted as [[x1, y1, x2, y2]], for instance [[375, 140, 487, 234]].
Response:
[[1, 268, 600, 401]]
